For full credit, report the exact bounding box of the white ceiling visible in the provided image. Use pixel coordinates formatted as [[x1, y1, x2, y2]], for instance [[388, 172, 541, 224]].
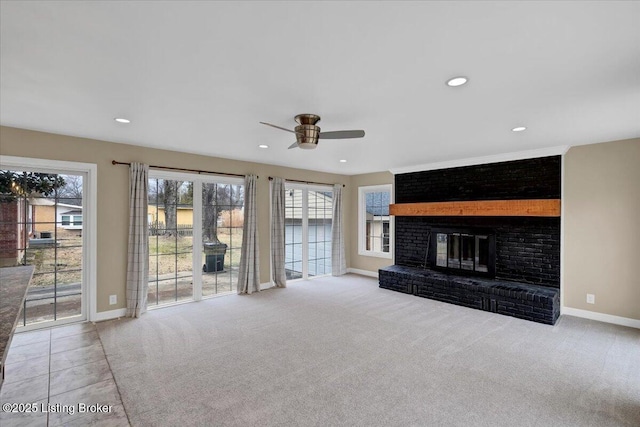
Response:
[[1, 1, 639, 175]]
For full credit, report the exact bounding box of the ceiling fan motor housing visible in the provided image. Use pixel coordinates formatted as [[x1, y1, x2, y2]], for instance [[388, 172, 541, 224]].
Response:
[[295, 124, 320, 149], [294, 114, 321, 126]]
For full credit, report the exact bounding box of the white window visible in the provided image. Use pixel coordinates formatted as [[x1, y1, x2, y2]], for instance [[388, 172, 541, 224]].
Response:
[[358, 184, 392, 258]]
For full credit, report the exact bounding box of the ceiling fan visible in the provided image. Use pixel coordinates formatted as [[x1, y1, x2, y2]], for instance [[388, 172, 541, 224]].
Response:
[[260, 114, 365, 149]]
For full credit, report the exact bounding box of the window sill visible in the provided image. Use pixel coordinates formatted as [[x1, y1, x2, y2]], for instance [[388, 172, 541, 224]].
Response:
[[358, 250, 392, 259]]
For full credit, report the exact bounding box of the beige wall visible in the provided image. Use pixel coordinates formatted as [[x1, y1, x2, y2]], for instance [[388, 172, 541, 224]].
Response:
[[347, 171, 394, 273], [0, 126, 348, 312], [564, 138, 640, 321]]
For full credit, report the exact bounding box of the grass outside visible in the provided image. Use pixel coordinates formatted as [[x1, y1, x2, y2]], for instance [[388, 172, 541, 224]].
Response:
[[25, 229, 83, 288], [147, 228, 243, 306], [23, 227, 243, 285], [149, 227, 243, 275]]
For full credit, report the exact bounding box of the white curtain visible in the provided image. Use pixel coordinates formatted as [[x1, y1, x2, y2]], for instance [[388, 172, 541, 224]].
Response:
[[331, 184, 347, 276], [270, 177, 287, 288], [125, 162, 149, 318], [238, 174, 260, 294]]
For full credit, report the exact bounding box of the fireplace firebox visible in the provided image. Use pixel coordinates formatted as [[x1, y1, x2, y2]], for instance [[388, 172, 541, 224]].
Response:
[[429, 228, 495, 277]]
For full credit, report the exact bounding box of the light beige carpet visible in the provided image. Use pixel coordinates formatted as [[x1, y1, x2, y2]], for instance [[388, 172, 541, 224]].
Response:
[[97, 274, 640, 426]]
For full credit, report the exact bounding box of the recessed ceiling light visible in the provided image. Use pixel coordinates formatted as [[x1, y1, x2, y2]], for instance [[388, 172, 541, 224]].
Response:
[[258, 144, 269, 149], [446, 76, 468, 87], [511, 126, 527, 132], [114, 117, 130, 123], [339, 159, 347, 163]]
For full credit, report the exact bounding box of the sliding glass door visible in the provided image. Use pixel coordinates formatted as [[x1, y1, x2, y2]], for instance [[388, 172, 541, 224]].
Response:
[[284, 185, 332, 280], [1, 167, 88, 329], [147, 172, 243, 308]]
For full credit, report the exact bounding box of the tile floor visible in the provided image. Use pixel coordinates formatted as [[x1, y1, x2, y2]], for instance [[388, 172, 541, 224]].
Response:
[[0, 323, 129, 426]]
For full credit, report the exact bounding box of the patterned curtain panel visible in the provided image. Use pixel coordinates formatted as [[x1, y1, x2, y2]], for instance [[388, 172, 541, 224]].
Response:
[[331, 184, 347, 276], [237, 174, 260, 294], [126, 162, 149, 317], [270, 177, 287, 288]]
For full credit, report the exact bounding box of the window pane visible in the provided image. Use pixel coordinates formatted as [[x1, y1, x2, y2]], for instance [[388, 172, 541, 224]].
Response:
[[202, 180, 243, 297], [285, 189, 303, 280]]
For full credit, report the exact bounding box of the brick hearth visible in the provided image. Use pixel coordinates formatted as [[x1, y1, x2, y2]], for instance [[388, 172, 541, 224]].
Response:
[[379, 265, 560, 325]]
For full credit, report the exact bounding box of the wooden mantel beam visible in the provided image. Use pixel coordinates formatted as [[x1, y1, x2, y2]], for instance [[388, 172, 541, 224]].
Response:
[[389, 199, 561, 217]]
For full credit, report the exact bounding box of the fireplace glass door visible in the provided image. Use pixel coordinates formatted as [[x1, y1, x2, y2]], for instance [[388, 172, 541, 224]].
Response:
[[435, 230, 492, 275]]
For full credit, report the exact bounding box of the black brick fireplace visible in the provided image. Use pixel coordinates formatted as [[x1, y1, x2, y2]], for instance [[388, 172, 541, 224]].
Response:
[[379, 156, 561, 324]]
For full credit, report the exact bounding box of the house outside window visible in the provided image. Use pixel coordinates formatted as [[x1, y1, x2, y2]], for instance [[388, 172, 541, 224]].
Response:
[[358, 184, 392, 258], [58, 208, 83, 229]]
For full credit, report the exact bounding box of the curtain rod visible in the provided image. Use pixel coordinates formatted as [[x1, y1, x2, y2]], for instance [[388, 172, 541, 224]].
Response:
[[112, 160, 253, 179], [268, 176, 345, 187]]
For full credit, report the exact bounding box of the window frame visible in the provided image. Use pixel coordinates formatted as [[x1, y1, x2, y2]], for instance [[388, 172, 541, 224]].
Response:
[[358, 184, 393, 259], [0, 155, 97, 330]]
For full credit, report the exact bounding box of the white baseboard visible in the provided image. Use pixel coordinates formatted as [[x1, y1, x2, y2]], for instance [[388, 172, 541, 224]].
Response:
[[93, 284, 275, 321], [92, 308, 127, 322], [347, 268, 379, 278], [562, 307, 640, 329]]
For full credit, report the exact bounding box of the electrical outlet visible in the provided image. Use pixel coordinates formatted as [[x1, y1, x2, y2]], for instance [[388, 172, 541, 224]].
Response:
[[109, 295, 117, 305], [586, 293, 595, 304]]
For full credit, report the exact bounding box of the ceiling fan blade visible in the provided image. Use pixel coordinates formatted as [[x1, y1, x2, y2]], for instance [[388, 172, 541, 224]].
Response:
[[288, 142, 299, 149], [259, 122, 298, 134], [318, 130, 365, 139]]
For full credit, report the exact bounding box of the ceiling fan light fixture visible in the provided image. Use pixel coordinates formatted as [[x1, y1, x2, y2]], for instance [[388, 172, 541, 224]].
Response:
[[512, 126, 527, 132], [446, 76, 468, 87], [114, 117, 131, 123], [297, 142, 318, 150]]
